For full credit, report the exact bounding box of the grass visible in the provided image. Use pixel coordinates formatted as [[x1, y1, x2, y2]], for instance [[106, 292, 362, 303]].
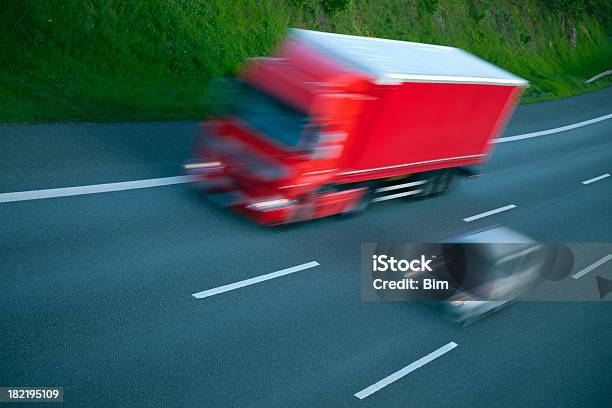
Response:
[[1, 0, 611, 123]]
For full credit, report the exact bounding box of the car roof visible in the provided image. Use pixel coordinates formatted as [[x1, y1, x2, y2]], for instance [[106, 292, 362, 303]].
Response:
[[450, 226, 535, 245], [290, 29, 528, 87], [447, 227, 537, 261]]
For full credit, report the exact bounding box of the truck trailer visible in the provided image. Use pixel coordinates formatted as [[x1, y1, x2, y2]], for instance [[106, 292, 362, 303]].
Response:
[[185, 29, 528, 225]]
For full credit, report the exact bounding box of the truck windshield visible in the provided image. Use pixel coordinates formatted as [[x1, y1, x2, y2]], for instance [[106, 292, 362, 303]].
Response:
[[233, 84, 308, 148]]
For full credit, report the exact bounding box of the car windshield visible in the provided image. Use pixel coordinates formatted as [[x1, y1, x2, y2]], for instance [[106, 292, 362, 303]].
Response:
[[233, 83, 308, 148]]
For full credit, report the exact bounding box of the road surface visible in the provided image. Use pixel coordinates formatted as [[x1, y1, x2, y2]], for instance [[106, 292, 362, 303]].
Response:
[[1, 87, 611, 407]]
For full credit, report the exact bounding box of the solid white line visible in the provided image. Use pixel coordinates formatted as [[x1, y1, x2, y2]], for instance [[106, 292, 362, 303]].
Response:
[[585, 69, 612, 84], [493, 113, 612, 143], [375, 180, 427, 193], [3, 113, 610, 204], [571, 255, 612, 279], [191, 261, 319, 299], [371, 189, 422, 202], [582, 173, 610, 185], [0, 175, 198, 204], [462, 204, 517, 222], [354, 342, 458, 400]]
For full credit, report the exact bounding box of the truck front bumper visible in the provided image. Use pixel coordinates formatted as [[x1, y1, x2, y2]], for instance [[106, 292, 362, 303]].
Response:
[[238, 200, 296, 226], [187, 170, 297, 226]]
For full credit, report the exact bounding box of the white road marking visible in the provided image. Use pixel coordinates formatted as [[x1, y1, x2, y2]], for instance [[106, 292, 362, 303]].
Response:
[[192, 261, 319, 299], [462, 204, 517, 222], [354, 342, 458, 400], [582, 173, 610, 185], [571, 255, 612, 279], [375, 180, 427, 193], [371, 189, 422, 202], [493, 113, 612, 143], [585, 69, 612, 84], [2, 113, 610, 204], [0, 175, 198, 204]]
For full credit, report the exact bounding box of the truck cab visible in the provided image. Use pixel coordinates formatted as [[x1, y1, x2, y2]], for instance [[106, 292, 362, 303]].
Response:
[[186, 35, 370, 224]]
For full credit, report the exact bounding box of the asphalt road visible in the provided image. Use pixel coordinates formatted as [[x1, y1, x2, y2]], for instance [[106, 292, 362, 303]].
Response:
[[1, 87, 611, 407]]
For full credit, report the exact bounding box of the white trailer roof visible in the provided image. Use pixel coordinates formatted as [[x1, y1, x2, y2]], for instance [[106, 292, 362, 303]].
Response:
[[290, 29, 528, 87]]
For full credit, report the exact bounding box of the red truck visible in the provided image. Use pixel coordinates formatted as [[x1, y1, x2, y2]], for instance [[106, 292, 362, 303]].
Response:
[[186, 29, 528, 225]]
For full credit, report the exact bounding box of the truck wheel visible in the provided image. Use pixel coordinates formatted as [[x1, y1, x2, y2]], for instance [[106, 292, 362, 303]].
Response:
[[418, 170, 457, 198], [415, 172, 438, 198], [417, 176, 435, 197], [431, 170, 458, 196]]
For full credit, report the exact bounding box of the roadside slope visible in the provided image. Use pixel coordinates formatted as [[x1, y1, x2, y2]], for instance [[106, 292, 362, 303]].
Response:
[[1, 0, 611, 123]]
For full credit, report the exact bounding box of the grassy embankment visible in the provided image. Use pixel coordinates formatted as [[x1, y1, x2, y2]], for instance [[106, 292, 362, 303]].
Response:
[[0, 0, 610, 123]]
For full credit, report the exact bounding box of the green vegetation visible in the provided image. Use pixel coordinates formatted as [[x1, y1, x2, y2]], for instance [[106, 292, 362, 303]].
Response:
[[1, 0, 610, 123]]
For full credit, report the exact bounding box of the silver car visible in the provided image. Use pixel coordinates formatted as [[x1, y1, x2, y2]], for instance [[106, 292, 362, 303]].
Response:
[[442, 227, 554, 325]]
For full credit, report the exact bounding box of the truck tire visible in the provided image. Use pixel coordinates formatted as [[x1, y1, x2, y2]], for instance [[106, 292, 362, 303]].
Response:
[[431, 170, 458, 196], [414, 172, 438, 198], [417, 170, 457, 198]]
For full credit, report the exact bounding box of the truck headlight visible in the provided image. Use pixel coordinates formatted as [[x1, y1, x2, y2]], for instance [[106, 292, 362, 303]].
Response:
[[247, 198, 294, 210], [183, 161, 223, 170]]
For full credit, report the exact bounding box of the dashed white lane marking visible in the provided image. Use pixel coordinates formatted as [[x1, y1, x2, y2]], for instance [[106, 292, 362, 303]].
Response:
[[462, 204, 517, 222], [354, 342, 458, 400], [192, 261, 320, 299], [571, 255, 612, 280], [582, 173, 610, 185], [0, 175, 198, 204], [493, 113, 612, 143]]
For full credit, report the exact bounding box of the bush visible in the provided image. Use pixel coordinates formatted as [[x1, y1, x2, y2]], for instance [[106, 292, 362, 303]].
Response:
[[417, 0, 440, 15], [539, 0, 611, 20], [287, 0, 306, 7], [320, 0, 353, 15]]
